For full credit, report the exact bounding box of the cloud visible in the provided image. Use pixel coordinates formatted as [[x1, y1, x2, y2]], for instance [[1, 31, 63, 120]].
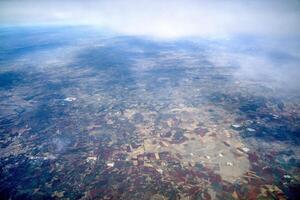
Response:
[[1, 0, 300, 38]]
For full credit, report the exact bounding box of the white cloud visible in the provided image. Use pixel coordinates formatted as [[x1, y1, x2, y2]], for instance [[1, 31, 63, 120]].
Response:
[[1, 0, 300, 38]]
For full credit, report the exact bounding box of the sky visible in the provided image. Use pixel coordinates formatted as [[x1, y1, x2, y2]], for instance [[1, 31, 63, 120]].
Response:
[[1, 0, 300, 38]]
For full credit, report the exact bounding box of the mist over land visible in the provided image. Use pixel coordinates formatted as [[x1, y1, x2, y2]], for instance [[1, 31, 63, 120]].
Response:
[[0, 1, 300, 199]]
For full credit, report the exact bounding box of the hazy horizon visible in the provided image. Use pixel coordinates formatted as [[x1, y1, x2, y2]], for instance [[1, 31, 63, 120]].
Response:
[[1, 0, 300, 39]]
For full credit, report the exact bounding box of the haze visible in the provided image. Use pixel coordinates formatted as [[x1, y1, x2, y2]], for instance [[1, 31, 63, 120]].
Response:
[[1, 0, 300, 38]]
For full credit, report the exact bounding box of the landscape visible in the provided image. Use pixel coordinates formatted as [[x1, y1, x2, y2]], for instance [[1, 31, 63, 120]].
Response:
[[0, 1, 300, 199]]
